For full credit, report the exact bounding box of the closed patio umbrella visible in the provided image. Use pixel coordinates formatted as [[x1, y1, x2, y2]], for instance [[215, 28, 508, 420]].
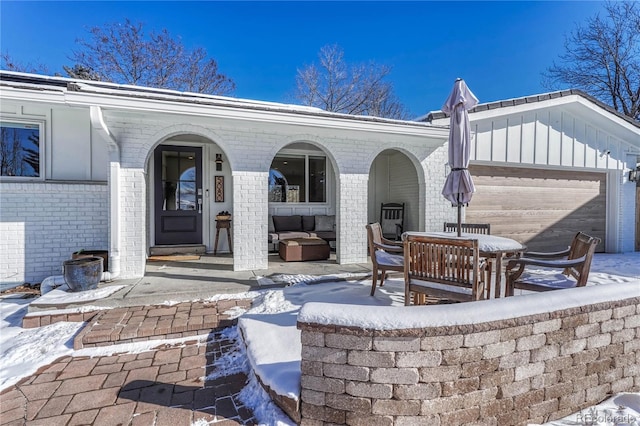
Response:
[[441, 78, 479, 236]]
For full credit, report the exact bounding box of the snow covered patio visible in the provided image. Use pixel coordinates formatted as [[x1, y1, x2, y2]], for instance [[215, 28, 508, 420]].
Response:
[[238, 252, 640, 424], [1, 252, 639, 425]]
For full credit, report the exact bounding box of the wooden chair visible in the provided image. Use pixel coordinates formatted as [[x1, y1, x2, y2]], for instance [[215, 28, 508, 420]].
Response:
[[403, 234, 486, 305], [366, 223, 404, 296], [443, 222, 491, 235], [505, 232, 601, 296], [380, 203, 405, 240], [444, 222, 492, 295]]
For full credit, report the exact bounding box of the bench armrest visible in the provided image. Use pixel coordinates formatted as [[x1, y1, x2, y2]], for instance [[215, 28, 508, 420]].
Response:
[[373, 241, 404, 254]]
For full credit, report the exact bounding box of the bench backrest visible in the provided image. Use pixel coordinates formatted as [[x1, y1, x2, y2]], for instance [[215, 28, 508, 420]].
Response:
[[443, 222, 491, 235], [403, 235, 482, 302]]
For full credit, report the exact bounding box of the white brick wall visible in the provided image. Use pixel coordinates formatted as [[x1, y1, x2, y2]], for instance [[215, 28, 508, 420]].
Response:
[[337, 174, 369, 264], [0, 182, 108, 286], [233, 171, 269, 271], [422, 145, 452, 231]]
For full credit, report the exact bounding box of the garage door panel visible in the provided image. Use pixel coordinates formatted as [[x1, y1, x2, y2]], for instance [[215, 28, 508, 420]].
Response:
[[467, 165, 606, 252]]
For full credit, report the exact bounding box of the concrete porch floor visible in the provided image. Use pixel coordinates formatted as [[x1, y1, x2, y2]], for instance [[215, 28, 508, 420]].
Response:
[[29, 253, 373, 312]]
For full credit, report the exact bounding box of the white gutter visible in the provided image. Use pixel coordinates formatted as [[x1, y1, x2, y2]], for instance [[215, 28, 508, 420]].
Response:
[[89, 105, 121, 280]]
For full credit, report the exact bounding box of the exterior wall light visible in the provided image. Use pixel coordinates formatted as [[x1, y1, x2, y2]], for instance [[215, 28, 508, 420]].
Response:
[[215, 154, 224, 171], [629, 167, 640, 183]]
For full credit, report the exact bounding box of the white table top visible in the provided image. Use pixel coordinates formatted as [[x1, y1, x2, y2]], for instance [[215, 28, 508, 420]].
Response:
[[403, 231, 526, 254]]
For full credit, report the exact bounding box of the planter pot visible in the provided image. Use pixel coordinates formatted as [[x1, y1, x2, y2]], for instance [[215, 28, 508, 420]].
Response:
[[63, 257, 103, 292], [72, 250, 108, 272]]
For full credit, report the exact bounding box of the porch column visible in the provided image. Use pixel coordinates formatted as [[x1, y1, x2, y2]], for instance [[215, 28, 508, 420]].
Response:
[[118, 168, 147, 278], [336, 173, 369, 264], [232, 171, 269, 271]]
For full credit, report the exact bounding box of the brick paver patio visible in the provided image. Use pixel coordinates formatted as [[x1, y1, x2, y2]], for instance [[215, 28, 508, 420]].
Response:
[[0, 300, 258, 425]]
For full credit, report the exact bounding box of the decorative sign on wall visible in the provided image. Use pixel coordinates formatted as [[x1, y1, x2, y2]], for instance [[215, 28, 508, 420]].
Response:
[[215, 176, 224, 202]]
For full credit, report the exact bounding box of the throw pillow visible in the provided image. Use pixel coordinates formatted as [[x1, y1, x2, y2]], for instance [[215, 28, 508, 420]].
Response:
[[302, 215, 315, 231], [273, 215, 302, 232], [268, 215, 275, 233], [315, 215, 335, 232]]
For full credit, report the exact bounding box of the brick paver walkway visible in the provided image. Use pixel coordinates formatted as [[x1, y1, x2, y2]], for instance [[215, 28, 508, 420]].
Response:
[[0, 301, 257, 426]]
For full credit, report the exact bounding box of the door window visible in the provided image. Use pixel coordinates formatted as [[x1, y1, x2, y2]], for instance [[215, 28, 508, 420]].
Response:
[[161, 151, 197, 211]]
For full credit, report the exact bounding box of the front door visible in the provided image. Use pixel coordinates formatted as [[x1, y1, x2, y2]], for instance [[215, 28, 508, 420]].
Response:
[[154, 145, 203, 245]]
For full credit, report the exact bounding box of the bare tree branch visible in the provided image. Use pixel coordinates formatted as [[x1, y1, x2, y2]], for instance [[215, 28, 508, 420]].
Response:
[[294, 44, 410, 119], [1, 52, 50, 75], [542, 1, 639, 121], [67, 19, 235, 95]]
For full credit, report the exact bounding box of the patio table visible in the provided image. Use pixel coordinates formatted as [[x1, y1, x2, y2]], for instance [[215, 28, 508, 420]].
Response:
[[403, 231, 526, 299]]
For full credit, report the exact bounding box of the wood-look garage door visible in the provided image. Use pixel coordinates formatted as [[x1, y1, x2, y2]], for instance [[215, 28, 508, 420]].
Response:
[[466, 165, 606, 252]]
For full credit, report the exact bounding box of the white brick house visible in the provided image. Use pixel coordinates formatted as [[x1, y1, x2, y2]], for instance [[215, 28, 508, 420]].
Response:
[[1, 72, 638, 287]]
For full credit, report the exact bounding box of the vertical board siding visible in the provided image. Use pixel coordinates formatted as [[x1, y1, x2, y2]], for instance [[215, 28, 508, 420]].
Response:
[[547, 109, 562, 166], [492, 119, 507, 162], [472, 109, 627, 172], [506, 117, 522, 163], [520, 112, 537, 164], [560, 111, 575, 167]]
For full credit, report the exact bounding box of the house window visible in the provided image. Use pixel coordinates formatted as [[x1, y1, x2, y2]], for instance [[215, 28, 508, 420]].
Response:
[[269, 154, 326, 203], [0, 121, 41, 177]]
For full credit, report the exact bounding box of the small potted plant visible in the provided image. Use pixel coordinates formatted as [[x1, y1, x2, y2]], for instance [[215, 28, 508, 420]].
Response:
[[216, 210, 232, 220]]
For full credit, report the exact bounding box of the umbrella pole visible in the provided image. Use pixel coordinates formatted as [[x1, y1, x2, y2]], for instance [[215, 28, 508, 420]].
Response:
[[457, 204, 462, 237]]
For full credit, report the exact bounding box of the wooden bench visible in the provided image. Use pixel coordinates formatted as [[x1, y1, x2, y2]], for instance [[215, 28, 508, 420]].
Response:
[[404, 234, 485, 305]]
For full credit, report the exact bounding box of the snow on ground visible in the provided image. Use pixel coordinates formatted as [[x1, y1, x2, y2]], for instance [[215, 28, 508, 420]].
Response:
[[1, 252, 639, 425]]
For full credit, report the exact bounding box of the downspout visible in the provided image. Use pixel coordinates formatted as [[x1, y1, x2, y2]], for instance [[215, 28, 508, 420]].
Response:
[[89, 105, 121, 281]]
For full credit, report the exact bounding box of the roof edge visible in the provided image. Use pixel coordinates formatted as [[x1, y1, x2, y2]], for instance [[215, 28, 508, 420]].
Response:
[[421, 89, 640, 130]]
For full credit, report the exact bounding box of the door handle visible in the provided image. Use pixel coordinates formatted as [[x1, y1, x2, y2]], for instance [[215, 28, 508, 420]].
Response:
[[198, 198, 202, 214]]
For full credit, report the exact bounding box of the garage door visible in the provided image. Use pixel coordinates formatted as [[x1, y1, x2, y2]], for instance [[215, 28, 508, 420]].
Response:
[[466, 165, 606, 252]]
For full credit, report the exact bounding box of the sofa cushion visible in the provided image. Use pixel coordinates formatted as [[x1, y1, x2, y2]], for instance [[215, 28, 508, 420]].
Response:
[[273, 215, 302, 232], [314, 231, 335, 240], [302, 215, 316, 231], [278, 231, 311, 240], [315, 215, 335, 232]]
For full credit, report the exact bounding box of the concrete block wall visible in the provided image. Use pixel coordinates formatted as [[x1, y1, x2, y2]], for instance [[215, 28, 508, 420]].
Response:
[[297, 291, 640, 425], [0, 182, 108, 286]]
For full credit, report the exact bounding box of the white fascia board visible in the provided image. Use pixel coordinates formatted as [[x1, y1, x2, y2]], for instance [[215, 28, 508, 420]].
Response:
[[63, 90, 449, 139], [0, 85, 67, 104]]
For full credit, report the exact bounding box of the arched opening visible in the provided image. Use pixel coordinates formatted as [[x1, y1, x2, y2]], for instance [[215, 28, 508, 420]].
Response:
[[368, 149, 420, 234], [267, 142, 338, 263], [147, 134, 233, 258]]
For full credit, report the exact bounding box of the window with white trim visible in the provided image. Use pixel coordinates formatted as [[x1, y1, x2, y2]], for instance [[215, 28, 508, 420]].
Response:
[[269, 154, 326, 203], [0, 121, 42, 177]]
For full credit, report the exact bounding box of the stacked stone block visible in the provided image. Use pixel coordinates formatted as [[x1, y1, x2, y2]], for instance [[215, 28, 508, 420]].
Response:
[[297, 297, 640, 425]]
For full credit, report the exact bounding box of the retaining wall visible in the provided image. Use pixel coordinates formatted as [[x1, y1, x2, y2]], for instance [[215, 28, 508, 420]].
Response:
[[297, 285, 640, 425]]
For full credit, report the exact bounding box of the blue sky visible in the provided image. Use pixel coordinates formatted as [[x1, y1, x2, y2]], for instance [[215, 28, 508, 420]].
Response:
[[1, 1, 604, 117]]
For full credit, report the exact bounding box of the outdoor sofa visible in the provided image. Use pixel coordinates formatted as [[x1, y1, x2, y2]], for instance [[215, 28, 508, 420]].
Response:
[[268, 214, 336, 252]]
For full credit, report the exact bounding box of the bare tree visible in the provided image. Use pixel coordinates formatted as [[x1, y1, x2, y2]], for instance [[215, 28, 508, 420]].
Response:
[[68, 19, 235, 95], [294, 44, 410, 119], [1, 52, 50, 74], [543, 1, 640, 121]]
